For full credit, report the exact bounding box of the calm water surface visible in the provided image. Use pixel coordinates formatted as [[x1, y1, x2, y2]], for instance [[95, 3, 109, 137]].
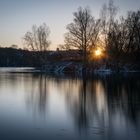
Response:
[[0, 68, 140, 140]]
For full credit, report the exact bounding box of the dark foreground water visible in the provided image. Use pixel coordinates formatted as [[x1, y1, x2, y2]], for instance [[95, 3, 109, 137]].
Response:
[[0, 68, 140, 140]]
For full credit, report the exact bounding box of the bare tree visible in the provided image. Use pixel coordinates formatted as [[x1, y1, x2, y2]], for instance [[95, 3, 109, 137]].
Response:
[[124, 10, 140, 53], [24, 23, 50, 51], [23, 23, 51, 64], [107, 19, 126, 58], [107, 10, 140, 59], [64, 7, 101, 67], [100, 0, 118, 55], [100, 0, 140, 65]]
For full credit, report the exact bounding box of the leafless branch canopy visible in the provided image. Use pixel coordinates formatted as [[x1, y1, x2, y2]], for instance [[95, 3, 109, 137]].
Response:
[[24, 23, 51, 52]]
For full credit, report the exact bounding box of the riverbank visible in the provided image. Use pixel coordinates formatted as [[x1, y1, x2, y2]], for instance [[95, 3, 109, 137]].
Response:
[[0, 47, 139, 75], [40, 61, 140, 75]]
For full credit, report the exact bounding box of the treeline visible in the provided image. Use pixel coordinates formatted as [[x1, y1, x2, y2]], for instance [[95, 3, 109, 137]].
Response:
[[0, 47, 82, 67], [0, 47, 41, 67], [105, 7, 140, 63], [59, 0, 140, 65], [22, 0, 140, 67]]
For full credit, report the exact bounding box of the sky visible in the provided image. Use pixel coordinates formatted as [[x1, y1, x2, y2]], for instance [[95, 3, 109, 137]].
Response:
[[0, 0, 140, 50]]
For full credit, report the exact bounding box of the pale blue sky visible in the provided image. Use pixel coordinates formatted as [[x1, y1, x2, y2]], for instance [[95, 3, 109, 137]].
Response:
[[0, 0, 140, 50]]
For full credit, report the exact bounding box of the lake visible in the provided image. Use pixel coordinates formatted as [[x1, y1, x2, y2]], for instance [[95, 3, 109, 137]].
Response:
[[0, 68, 140, 140]]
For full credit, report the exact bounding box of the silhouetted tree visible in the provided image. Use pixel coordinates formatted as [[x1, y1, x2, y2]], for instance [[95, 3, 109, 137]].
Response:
[[100, 0, 118, 56], [124, 10, 140, 53], [106, 9, 140, 63], [107, 19, 126, 58], [64, 7, 101, 67], [23, 23, 51, 64]]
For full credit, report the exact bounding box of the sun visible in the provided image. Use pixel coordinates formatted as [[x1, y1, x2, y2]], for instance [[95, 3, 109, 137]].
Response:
[[95, 49, 101, 56]]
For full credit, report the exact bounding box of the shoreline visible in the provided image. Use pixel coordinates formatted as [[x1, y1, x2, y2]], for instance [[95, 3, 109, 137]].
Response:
[[0, 61, 140, 77], [40, 61, 140, 75]]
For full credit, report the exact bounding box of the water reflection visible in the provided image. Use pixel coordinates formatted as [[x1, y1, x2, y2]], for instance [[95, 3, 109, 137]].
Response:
[[26, 75, 48, 118], [50, 74, 140, 139], [0, 71, 140, 140]]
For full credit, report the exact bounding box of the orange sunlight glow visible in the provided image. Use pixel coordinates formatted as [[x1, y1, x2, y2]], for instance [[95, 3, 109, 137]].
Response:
[[90, 47, 105, 61], [95, 49, 101, 56]]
